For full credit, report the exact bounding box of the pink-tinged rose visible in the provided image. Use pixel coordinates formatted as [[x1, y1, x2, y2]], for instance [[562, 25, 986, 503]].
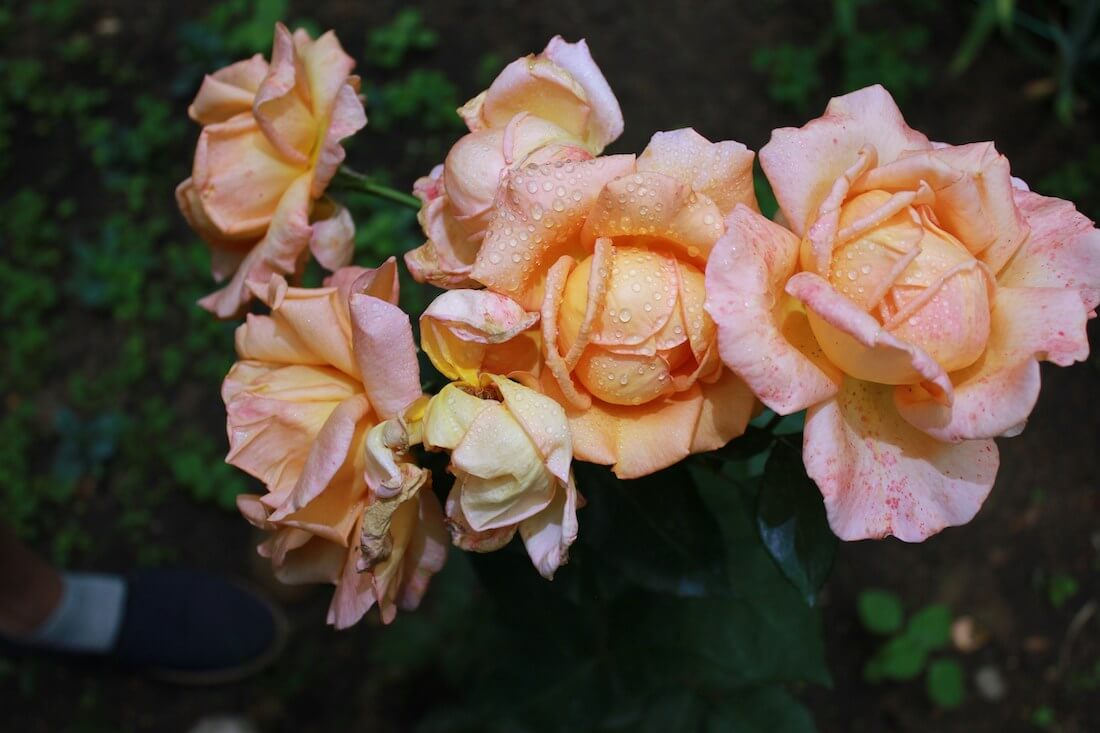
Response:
[[224, 261, 445, 627], [707, 85, 1100, 541], [424, 129, 759, 478], [179, 23, 367, 318], [405, 37, 623, 288], [420, 289, 542, 385], [422, 375, 579, 578]]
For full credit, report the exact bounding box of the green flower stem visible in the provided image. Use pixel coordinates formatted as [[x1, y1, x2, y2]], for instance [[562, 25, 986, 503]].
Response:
[[334, 167, 421, 210]]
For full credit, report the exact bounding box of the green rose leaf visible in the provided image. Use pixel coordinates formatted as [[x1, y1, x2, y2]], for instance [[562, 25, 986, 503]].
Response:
[[756, 440, 837, 605], [705, 686, 817, 733], [578, 462, 729, 597]]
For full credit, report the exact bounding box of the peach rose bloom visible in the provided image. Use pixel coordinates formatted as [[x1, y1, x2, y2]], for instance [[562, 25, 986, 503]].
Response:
[[422, 374, 580, 578], [224, 260, 446, 627], [423, 129, 760, 478], [177, 23, 367, 319], [405, 37, 624, 288], [706, 85, 1100, 542]]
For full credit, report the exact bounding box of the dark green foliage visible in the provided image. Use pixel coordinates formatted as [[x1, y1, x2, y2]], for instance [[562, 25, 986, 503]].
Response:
[[370, 70, 464, 133], [373, 459, 830, 732], [754, 0, 932, 110], [366, 9, 439, 69], [756, 441, 837, 605], [753, 164, 780, 220], [841, 26, 930, 100], [1040, 144, 1100, 219], [361, 9, 462, 137], [579, 462, 728, 596], [0, 2, 249, 561], [752, 43, 821, 111], [952, 0, 1100, 124]]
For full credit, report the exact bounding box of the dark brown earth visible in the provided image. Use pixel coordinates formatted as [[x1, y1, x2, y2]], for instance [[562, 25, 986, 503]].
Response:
[[5, 1, 1098, 731]]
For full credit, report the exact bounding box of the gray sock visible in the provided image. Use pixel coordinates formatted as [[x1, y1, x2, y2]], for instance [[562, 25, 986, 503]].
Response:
[[24, 572, 127, 653]]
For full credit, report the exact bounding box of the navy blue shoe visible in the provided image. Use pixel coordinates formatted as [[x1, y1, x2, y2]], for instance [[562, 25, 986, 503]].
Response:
[[112, 569, 289, 684]]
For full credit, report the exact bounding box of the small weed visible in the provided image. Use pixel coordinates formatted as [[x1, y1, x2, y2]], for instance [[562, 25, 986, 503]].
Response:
[[858, 591, 965, 710]]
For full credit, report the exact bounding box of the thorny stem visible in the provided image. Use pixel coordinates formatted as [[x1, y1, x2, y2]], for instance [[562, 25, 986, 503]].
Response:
[[333, 166, 421, 210]]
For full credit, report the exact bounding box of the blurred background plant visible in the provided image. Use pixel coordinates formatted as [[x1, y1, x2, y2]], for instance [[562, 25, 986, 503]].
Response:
[[1, 1, 1098, 732], [951, 0, 1100, 124]]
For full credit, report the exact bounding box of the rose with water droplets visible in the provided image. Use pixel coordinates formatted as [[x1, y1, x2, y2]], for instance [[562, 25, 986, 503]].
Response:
[[420, 375, 580, 578], [405, 37, 624, 288], [423, 128, 761, 478], [706, 85, 1100, 542]]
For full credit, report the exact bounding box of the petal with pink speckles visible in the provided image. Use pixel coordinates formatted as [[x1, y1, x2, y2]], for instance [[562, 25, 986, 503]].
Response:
[[804, 379, 998, 542], [895, 285, 1092, 441], [760, 85, 931, 235], [999, 189, 1100, 312]]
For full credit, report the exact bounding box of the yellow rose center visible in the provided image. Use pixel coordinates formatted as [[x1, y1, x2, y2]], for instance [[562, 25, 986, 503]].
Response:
[[556, 244, 716, 405], [809, 190, 994, 383]]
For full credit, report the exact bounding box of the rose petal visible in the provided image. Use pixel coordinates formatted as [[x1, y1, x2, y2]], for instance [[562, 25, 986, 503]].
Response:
[[444, 490, 518, 552], [394, 490, 448, 612], [488, 374, 572, 484], [580, 170, 724, 265], [253, 24, 315, 166], [193, 115, 305, 238], [999, 189, 1100, 311], [805, 380, 998, 542], [349, 264, 422, 419], [313, 81, 367, 196], [308, 199, 355, 271], [267, 533, 345, 585], [895, 285, 1092, 440], [421, 290, 540, 384], [689, 368, 756, 453], [422, 383, 495, 451], [852, 142, 1030, 272], [223, 362, 360, 498], [234, 312, 318, 366], [242, 268, 358, 377], [541, 36, 624, 150], [473, 154, 636, 309], [540, 369, 713, 479], [637, 128, 757, 215], [786, 272, 953, 399], [452, 403, 557, 531], [706, 205, 842, 413], [189, 54, 268, 125], [405, 193, 483, 288], [477, 54, 591, 140], [519, 472, 580, 579], [268, 393, 371, 522], [198, 173, 316, 319], [760, 85, 931, 235]]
